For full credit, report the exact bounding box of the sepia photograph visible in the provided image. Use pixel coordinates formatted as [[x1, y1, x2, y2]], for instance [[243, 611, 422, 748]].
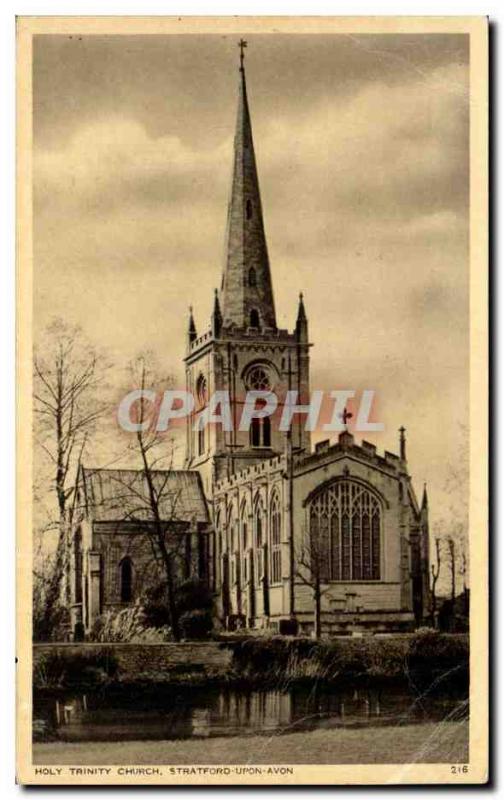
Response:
[[16, 15, 488, 785]]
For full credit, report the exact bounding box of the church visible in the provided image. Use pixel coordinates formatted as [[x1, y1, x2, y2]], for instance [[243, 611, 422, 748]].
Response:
[[69, 47, 431, 637]]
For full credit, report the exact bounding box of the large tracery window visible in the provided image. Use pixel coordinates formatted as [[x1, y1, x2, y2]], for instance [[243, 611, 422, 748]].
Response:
[[309, 480, 381, 581]]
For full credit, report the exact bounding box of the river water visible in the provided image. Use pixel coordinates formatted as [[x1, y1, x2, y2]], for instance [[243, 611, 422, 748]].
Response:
[[33, 685, 468, 743]]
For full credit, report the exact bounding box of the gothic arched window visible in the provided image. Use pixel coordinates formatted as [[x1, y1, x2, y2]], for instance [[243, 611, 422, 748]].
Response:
[[246, 198, 253, 220], [270, 493, 282, 584], [263, 415, 271, 447], [250, 416, 261, 447], [248, 267, 257, 287], [226, 508, 241, 588], [196, 374, 207, 406], [240, 502, 249, 583], [120, 557, 133, 603], [308, 480, 381, 581], [250, 308, 260, 328], [254, 497, 265, 584], [214, 511, 222, 590], [198, 421, 205, 455], [249, 414, 271, 448]]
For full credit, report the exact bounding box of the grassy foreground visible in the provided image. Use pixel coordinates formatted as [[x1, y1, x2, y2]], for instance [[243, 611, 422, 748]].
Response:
[[34, 721, 468, 765]]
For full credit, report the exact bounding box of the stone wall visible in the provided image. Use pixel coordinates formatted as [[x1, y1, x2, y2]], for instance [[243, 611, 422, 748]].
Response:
[[33, 642, 234, 680]]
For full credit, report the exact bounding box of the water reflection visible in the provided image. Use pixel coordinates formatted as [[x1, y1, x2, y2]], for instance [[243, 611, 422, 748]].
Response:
[[33, 685, 467, 743]]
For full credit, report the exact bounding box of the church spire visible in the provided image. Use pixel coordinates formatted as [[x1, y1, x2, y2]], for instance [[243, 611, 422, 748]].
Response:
[[220, 42, 277, 331]]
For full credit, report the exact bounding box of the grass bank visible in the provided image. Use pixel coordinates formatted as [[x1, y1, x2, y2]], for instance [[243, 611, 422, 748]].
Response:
[[230, 632, 468, 691], [33, 631, 469, 693], [33, 720, 469, 765]]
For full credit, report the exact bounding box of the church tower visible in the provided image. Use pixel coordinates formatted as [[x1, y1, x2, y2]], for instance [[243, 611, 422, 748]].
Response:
[[184, 43, 311, 496]]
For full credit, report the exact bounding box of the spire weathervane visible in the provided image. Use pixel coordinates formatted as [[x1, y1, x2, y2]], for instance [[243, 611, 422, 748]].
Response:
[[238, 38, 247, 70]]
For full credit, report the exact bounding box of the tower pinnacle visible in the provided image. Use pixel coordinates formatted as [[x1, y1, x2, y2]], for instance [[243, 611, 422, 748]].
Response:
[[422, 483, 428, 510], [212, 288, 222, 337], [399, 425, 406, 461], [187, 306, 197, 345], [296, 292, 308, 342], [220, 44, 277, 331]]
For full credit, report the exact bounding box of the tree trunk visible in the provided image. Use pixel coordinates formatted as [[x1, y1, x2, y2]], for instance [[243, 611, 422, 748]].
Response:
[[41, 515, 67, 639], [314, 577, 321, 639], [430, 575, 438, 627], [161, 547, 180, 641]]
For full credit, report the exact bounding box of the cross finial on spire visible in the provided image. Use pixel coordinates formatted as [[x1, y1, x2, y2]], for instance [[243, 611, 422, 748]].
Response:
[[238, 38, 247, 70]]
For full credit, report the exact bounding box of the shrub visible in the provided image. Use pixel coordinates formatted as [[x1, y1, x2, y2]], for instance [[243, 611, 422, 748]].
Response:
[[176, 579, 213, 616], [180, 609, 213, 640], [90, 601, 171, 643], [142, 582, 172, 629], [230, 634, 470, 689], [142, 578, 214, 631], [33, 603, 71, 643], [33, 649, 118, 689], [406, 632, 469, 692]]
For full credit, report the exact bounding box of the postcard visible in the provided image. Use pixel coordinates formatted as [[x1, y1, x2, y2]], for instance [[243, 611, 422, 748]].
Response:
[[16, 15, 488, 785]]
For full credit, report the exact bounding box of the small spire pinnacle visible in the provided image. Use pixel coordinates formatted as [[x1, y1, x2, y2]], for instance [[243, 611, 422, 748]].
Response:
[[212, 288, 222, 337], [188, 305, 197, 343], [296, 292, 308, 341], [422, 482, 428, 510], [297, 292, 307, 322], [399, 425, 406, 461]]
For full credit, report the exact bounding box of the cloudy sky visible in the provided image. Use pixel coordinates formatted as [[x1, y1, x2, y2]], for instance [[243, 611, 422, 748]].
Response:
[[33, 33, 470, 544]]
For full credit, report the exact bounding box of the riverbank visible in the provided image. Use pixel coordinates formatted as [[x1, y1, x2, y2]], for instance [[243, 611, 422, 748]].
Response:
[[34, 720, 469, 765], [33, 631, 469, 691]]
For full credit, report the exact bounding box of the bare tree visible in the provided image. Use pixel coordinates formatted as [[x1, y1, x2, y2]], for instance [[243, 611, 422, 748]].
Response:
[[442, 422, 469, 596], [430, 536, 442, 626], [114, 355, 187, 641], [33, 319, 108, 639], [459, 545, 469, 616], [295, 523, 331, 638], [446, 536, 457, 608]]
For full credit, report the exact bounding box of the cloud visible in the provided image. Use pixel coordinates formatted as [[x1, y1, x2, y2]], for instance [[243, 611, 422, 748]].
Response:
[[32, 34, 470, 544], [34, 117, 231, 215]]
